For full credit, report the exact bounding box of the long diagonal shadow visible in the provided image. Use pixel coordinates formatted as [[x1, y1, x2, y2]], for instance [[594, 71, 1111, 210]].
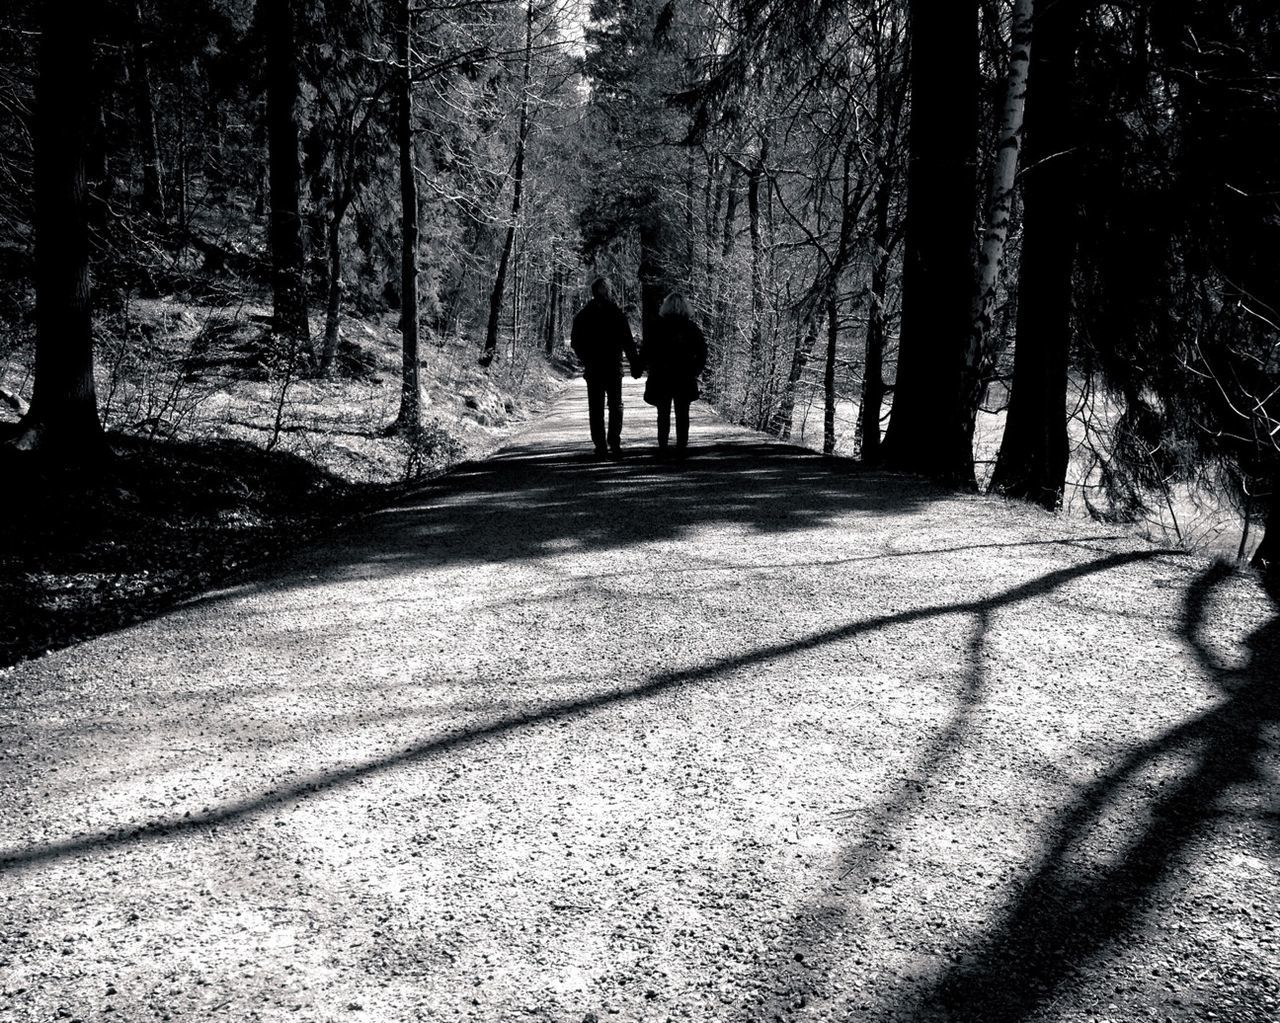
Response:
[[0, 549, 1171, 876], [885, 561, 1280, 1022]]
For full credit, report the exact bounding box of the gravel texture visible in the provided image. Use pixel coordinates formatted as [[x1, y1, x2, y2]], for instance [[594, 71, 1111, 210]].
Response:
[[2, 378, 1277, 1023]]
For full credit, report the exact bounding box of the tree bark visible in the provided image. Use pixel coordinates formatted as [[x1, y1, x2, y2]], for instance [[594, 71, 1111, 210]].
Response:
[[961, 0, 1033, 462], [544, 270, 560, 355], [744, 136, 769, 427], [10, 0, 105, 461], [481, 0, 534, 367], [860, 169, 893, 466], [989, 0, 1083, 509], [823, 294, 838, 456], [1252, 482, 1280, 593], [126, 0, 165, 220], [265, 0, 312, 355], [769, 321, 817, 440], [393, 0, 422, 435], [880, 0, 979, 484]]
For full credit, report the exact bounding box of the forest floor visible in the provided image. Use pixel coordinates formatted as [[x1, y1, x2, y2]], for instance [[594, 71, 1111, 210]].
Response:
[[0, 299, 572, 667], [2, 378, 1278, 1023]]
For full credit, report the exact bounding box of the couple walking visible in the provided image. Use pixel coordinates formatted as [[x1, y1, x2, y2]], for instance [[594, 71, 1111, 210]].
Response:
[[569, 277, 707, 460]]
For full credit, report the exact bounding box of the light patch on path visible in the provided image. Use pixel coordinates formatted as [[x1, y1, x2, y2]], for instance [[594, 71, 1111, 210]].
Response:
[[1, 378, 1277, 1023]]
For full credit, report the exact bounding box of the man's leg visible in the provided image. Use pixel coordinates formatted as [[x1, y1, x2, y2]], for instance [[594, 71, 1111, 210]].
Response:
[[586, 376, 607, 454], [657, 397, 672, 449], [605, 374, 624, 453]]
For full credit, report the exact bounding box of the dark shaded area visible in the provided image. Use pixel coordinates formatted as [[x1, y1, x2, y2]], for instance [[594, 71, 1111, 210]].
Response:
[[0, 430, 359, 666], [888, 561, 1280, 1022], [0, 541, 1166, 876]]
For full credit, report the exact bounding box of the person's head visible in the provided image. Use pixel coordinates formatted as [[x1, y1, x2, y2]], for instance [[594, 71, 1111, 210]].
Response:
[[590, 277, 612, 302], [660, 291, 691, 318]]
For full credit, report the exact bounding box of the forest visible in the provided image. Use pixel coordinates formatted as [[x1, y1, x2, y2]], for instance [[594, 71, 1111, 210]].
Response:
[[0, 0, 1277, 585]]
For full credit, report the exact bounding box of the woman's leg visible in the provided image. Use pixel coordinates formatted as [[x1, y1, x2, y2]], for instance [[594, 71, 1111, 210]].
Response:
[[657, 397, 672, 449], [675, 399, 691, 450]]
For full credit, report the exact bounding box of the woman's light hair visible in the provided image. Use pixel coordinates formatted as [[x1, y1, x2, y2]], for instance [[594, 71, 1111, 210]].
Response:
[[660, 291, 691, 318]]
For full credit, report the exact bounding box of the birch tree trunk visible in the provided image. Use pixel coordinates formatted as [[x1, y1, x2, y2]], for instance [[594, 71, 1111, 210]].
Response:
[[961, 0, 1033, 457]]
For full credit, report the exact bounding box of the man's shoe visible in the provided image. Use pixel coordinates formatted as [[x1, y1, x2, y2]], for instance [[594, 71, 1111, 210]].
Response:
[[593, 446, 609, 460], [608, 445, 623, 460]]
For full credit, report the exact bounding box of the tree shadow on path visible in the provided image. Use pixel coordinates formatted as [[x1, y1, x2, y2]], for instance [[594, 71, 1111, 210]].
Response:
[[0, 547, 1169, 877], [865, 560, 1280, 1022]]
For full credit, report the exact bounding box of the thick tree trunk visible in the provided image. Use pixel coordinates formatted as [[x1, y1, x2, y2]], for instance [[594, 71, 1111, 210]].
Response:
[[265, 0, 312, 355], [393, 0, 421, 435], [10, 1, 105, 460], [989, 0, 1083, 509], [961, 0, 1032, 457], [482, 0, 534, 367], [880, 0, 979, 484], [126, 0, 165, 220]]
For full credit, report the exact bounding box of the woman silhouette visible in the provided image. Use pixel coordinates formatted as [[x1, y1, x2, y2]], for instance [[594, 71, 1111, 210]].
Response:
[[643, 292, 708, 458]]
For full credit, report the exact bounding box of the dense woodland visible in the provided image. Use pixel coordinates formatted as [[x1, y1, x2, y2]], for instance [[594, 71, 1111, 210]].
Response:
[[0, 0, 1277, 583]]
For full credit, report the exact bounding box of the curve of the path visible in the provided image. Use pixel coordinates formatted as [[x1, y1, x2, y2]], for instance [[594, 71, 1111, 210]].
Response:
[[2, 378, 1277, 1023]]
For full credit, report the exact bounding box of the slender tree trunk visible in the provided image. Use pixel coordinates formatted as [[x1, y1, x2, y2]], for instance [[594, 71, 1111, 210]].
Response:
[[744, 137, 769, 426], [860, 169, 894, 465], [880, 0, 979, 484], [320, 195, 350, 375], [1252, 482, 1280, 591], [823, 294, 838, 456], [10, 1, 105, 460], [544, 270, 560, 355], [769, 321, 817, 439], [126, 0, 165, 220], [481, 0, 534, 367], [990, 0, 1083, 508], [961, 0, 1033, 459], [393, 0, 421, 435], [265, 0, 312, 356], [638, 215, 663, 348]]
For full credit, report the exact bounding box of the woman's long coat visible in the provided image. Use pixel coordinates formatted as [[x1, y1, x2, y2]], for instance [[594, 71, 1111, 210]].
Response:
[[643, 313, 708, 405]]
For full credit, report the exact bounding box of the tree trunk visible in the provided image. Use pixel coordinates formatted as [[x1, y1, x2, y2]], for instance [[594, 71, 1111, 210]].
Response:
[[393, 0, 421, 435], [744, 136, 769, 427], [769, 321, 817, 440], [989, 0, 1083, 509], [544, 270, 560, 355], [860, 170, 894, 466], [880, 0, 979, 484], [265, 0, 312, 355], [1252, 482, 1280, 593], [481, 0, 534, 367], [10, 0, 105, 460], [638, 216, 663, 348], [126, 0, 165, 220], [961, 0, 1033, 460], [823, 294, 838, 456]]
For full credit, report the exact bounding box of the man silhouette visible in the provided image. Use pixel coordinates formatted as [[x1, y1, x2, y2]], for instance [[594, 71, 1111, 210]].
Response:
[[570, 277, 640, 458]]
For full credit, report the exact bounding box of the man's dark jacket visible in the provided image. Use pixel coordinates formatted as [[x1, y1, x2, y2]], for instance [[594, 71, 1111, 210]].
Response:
[[570, 297, 638, 379]]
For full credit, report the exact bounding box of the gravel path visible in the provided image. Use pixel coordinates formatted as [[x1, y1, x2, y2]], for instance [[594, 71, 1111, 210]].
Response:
[[2, 378, 1278, 1023]]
